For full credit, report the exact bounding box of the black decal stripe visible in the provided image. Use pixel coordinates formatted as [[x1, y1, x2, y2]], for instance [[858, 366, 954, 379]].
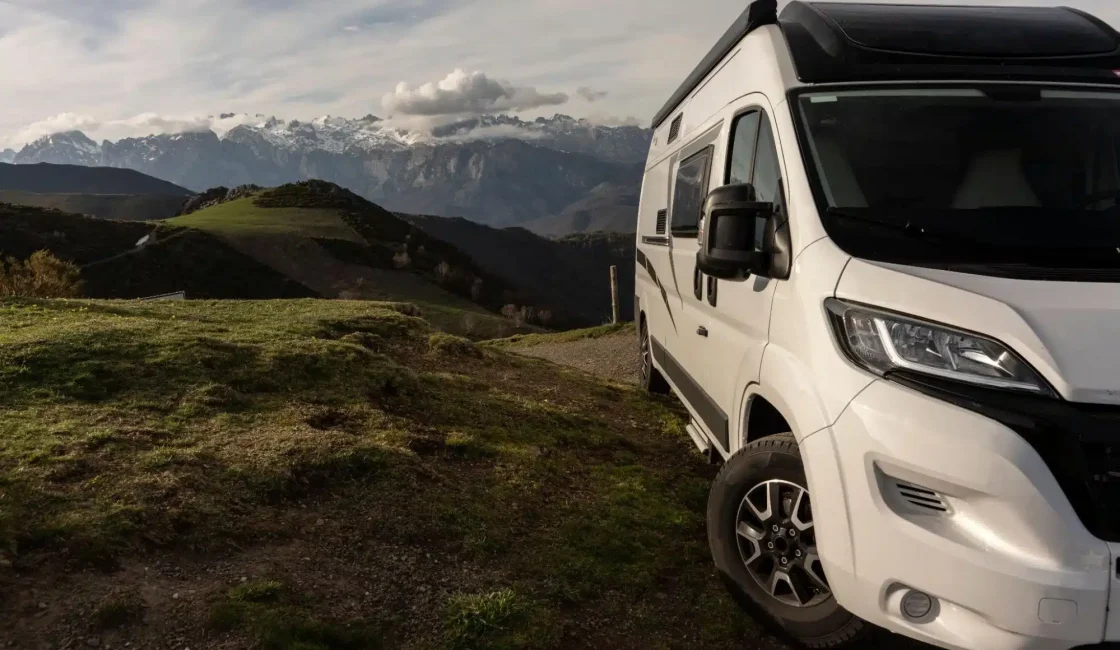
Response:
[[651, 337, 729, 451], [636, 247, 677, 332]]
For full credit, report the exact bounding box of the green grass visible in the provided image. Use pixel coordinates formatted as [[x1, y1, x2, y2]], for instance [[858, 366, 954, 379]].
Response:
[[166, 197, 364, 242], [444, 589, 523, 649], [487, 322, 634, 348], [0, 298, 761, 649]]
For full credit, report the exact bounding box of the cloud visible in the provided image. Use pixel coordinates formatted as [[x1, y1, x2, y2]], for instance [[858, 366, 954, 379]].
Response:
[[583, 113, 642, 127], [12, 113, 102, 144], [577, 87, 608, 102], [3, 110, 274, 147], [431, 123, 547, 143], [383, 69, 569, 117]]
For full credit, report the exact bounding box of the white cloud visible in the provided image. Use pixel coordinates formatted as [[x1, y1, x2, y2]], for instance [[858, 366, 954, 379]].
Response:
[[2, 0, 1120, 149], [3, 111, 274, 148], [382, 69, 568, 117], [11, 113, 101, 145]]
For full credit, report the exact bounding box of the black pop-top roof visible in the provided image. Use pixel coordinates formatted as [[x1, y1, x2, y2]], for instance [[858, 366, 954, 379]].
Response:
[[650, 1, 1120, 130]]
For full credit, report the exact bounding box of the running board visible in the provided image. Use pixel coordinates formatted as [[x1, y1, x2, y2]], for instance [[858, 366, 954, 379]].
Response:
[[685, 420, 714, 458]]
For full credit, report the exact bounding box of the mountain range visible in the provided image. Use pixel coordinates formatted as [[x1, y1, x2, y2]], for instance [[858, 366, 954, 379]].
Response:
[[7, 114, 649, 231]]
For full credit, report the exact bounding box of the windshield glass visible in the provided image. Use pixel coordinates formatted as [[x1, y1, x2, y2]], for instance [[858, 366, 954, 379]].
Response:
[[795, 86, 1120, 273]]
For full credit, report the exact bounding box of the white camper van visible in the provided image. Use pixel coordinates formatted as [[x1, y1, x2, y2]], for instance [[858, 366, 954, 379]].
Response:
[[635, 1, 1120, 648]]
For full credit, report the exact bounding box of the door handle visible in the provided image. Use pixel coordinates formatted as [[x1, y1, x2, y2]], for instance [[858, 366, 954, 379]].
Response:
[[697, 326, 709, 337]]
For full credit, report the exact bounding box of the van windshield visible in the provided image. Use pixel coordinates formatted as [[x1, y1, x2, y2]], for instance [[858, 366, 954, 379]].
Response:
[[795, 86, 1120, 276]]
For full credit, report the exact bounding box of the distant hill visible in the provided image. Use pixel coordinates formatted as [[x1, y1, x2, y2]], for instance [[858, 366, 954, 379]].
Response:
[[0, 204, 313, 299], [523, 182, 639, 237], [0, 162, 192, 196], [0, 189, 186, 221], [399, 213, 636, 324]]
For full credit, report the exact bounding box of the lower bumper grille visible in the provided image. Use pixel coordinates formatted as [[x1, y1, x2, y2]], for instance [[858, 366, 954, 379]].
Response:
[[888, 371, 1120, 543]]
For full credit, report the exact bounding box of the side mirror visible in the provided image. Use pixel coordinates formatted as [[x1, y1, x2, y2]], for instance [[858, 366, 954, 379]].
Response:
[[697, 184, 773, 280]]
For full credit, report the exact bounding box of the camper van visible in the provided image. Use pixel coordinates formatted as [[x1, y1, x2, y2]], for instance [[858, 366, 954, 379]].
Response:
[[635, 1, 1120, 648]]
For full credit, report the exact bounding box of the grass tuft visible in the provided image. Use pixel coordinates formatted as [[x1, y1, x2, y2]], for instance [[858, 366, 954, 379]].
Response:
[[444, 589, 521, 650], [428, 333, 483, 358], [92, 591, 146, 629], [230, 579, 284, 603]]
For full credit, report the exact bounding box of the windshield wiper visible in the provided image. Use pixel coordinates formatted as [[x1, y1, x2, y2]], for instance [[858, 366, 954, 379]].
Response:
[[824, 207, 986, 247]]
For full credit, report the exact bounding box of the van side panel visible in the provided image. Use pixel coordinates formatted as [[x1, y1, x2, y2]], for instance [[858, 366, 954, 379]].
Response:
[[636, 159, 674, 351]]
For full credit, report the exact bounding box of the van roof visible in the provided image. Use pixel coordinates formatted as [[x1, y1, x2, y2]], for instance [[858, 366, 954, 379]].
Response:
[[651, 1, 1120, 130]]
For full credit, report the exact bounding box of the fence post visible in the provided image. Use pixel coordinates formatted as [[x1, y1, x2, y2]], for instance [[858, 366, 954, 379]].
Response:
[[610, 265, 620, 325]]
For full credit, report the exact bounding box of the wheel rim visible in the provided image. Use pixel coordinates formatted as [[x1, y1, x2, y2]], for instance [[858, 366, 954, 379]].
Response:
[[640, 326, 651, 384], [735, 479, 831, 608]]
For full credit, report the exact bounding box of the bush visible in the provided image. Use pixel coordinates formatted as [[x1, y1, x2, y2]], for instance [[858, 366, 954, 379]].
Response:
[[0, 250, 83, 298]]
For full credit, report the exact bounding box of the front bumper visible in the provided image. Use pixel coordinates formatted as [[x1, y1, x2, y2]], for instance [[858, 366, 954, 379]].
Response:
[[802, 377, 1117, 650]]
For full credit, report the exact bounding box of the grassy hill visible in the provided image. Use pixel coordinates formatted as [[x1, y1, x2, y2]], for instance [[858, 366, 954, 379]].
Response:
[[164, 182, 566, 331], [0, 190, 186, 221], [0, 298, 769, 649]]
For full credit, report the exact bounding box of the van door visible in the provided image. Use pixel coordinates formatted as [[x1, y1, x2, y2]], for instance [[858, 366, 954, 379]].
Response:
[[660, 133, 722, 436], [696, 103, 782, 455]]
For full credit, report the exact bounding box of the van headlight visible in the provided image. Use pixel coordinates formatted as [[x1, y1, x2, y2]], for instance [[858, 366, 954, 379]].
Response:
[[825, 299, 1052, 395]]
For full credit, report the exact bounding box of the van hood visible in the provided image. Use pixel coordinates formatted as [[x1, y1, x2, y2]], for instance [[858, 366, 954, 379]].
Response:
[[835, 258, 1120, 405]]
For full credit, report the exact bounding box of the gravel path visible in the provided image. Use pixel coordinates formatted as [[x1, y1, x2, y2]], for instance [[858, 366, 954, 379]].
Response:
[[517, 330, 641, 384]]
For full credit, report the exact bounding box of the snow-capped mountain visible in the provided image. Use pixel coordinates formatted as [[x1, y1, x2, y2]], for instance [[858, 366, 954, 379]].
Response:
[[15, 131, 102, 166], [0, 148, 15, 164], [7, 113, 651, 228]]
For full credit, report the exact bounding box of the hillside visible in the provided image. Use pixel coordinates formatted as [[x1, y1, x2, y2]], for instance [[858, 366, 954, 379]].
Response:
[[523, 182, 639, 237], [0, 203, 315, 300], [401, 212, 637, 324], [0, 299, 780, 649], [164, 181, 565, 330], [0, 162, 192, 196], [0, 190, 186, 221]]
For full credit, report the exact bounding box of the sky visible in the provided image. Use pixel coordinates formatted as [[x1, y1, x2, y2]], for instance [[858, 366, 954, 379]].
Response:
[[2, 0, 1120, 149]]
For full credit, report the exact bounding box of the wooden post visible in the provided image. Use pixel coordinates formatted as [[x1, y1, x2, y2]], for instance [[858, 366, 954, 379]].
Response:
[[610, 265, 620, 325]]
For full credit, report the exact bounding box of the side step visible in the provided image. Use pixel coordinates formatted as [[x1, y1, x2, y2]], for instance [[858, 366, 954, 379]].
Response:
[[685, 420, 718, 464]]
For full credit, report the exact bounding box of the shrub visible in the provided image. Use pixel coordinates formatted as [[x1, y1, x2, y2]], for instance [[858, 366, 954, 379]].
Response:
[[0, 250, 83, 298]]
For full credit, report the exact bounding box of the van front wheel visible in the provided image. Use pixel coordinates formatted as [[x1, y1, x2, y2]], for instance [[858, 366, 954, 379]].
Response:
[[707, 433, 871, 648]]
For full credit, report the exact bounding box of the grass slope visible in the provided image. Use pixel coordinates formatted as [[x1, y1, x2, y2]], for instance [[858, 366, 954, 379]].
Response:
[[0, 299, 772, 649], [0, 190, 186, 222], [167, 197, 365, 242]]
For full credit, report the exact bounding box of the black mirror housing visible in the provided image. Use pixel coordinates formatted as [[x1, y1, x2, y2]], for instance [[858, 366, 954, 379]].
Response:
[[697, 184, 773, 280]]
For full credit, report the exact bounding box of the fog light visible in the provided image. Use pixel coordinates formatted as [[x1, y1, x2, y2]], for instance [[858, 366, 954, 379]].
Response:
[[901, 590, 933, 620]]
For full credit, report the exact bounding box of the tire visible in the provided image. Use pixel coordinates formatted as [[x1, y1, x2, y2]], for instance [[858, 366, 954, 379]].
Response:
[[707, 433, 871, 648], [638, 318, 670, 394]]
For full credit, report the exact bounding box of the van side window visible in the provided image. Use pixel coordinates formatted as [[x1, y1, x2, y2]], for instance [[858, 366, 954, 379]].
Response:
[[670, 146, 713, 237], [753, 118, 783, 204], [727, 111, 761, 185]]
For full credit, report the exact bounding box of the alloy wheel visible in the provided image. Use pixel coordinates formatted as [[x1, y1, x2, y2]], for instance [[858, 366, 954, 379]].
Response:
[[735, 479, 831, 608]]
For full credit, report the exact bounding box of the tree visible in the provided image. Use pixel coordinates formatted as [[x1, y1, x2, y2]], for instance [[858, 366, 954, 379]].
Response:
[[0, 250, 83, 298]]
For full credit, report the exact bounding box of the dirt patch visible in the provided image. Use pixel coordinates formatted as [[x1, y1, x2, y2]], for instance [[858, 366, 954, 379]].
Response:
[[515, 329, 641, 385]]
